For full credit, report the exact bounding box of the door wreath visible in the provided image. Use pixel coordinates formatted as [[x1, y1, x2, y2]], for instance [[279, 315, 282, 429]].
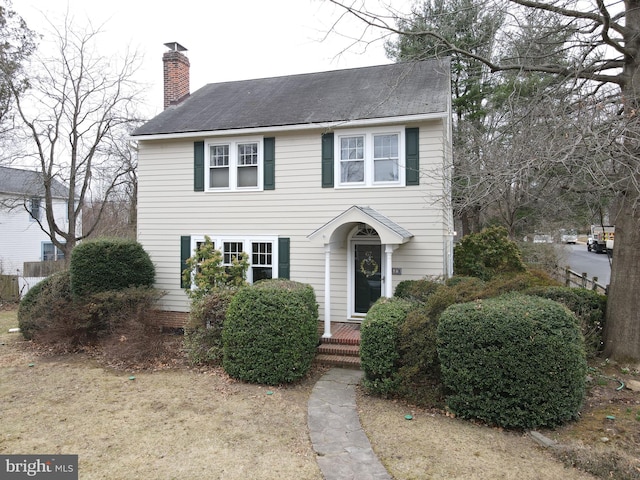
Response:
[[360, 251, 379, 278]]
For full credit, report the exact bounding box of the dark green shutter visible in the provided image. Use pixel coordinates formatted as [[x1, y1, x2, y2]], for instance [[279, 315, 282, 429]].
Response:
[[180, 236, 191, 288], [278, 237, 290, 279], [194, 141, 204, 191], [321, 133, 334, 188], [263, 137, 275, 190], [405, 127, 419, 186]]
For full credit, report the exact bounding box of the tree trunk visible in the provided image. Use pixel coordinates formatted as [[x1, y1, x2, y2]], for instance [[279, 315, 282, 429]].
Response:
[[603, 198, 640, 362], [603, 2, 640, 362]]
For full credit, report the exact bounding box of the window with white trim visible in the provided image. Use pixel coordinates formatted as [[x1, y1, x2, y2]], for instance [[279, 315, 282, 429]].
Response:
[[42, 242, 65, 261], [190, 236, 278, 284], [206, 137, 262, 191], [29, 197, 41, 221], [336, 127, 404, 187]]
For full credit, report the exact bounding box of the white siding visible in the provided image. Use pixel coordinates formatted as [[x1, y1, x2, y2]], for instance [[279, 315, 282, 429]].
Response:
[[0, 194, 68, 276], [137, 120, 453, 322]]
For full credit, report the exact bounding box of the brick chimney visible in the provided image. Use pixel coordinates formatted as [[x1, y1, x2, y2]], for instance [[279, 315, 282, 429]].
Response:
[[163, 42, 190, 109]]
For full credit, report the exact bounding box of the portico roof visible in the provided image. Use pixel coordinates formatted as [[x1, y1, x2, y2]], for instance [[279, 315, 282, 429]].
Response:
[[308, 206, 413, 246]]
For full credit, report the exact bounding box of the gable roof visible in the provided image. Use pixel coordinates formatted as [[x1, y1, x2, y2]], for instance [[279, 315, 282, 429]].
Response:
[[132, 58, 450, 137], [0, 166, 69, 199], [308, 205, 413, 246]]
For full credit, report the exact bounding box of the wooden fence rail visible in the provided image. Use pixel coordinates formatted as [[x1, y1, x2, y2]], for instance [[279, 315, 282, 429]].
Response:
[[563, 267, 608, 295]]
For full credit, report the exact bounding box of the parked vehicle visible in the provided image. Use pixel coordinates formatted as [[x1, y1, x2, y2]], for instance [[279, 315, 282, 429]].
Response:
[[559, 228, 578, 244], [588, 225, 614, 254]]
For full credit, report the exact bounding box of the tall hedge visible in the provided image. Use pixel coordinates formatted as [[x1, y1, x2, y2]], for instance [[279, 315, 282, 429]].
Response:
[[70, 238, 155, 297], [222, 280, 318, 384], [437, 293, 587, 429], [360, 297, 414, 396]]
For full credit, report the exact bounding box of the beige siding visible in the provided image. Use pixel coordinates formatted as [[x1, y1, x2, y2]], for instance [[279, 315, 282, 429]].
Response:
[[137, 120, 452, 322]]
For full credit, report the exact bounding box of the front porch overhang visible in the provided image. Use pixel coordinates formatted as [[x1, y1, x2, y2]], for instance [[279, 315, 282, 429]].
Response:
[[307, 206, 413, 338], [307, 205, 413, 247]]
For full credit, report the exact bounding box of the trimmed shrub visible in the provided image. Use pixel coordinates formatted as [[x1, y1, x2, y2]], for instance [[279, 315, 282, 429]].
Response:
[[397, 303, 444, 407], [453, 226, 526, 280], [394, 278, 442, 303], [437, 294, 587, 429], [70, 238, 155, 297], [184, 289, 237, 365], [526, 286, 606, 357], [18, 270, 72, 340], [36, 287, 163, 348], [361, 297, 414, 396], [222, 280, 318, 384], [396, 277, 484, 407]]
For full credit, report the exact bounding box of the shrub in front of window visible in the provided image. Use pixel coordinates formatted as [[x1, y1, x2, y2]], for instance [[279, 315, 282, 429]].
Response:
[[360, 297, 414, 396], [453, 226, 526, 280], [437, 293, 587, 429], [70, 238, 155, 298], [183, 289, 238, 366], [222, 279, 318, 384]]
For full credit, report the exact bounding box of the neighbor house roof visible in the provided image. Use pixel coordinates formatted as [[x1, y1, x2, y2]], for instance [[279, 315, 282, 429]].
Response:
[[0, 166, 69, 199], [132, 58, 450, 137]]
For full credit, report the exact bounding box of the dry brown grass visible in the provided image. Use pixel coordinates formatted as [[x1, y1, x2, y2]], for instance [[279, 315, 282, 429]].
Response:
[[2, 306, 638, 479]]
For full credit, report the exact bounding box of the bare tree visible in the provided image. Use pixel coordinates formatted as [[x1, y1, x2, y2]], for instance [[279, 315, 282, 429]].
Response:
[[327, 0, 640, 362], [8, 14, 142, 260]]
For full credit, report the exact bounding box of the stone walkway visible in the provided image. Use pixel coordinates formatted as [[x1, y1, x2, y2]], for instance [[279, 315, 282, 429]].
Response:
[[307, 368, 391, 480]]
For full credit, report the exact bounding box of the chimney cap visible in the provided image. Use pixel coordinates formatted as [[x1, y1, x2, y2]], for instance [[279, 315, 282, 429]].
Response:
[[164, 42, 187, 52]]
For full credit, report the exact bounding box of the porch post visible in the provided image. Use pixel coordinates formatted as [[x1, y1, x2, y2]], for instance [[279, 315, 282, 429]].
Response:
[[323, 243, 332, 338], [384, 244, 394, 298]]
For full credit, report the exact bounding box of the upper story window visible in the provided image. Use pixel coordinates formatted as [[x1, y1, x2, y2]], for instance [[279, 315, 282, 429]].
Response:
[[335, 127, 404, 187], [29, 197, 41, 221], [206, 138, 262, 191]]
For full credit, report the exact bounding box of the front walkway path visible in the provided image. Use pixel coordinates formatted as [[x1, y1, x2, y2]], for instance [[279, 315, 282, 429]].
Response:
[[307, 368, 392, 480]]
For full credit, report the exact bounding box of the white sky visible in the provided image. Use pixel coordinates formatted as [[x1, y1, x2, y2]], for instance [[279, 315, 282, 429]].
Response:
[[14, 0, 401, 118]]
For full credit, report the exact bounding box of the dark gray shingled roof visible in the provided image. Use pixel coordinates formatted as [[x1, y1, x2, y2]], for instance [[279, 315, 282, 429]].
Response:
[[132, 58, 450, 136], [0, 166, 69, 199]]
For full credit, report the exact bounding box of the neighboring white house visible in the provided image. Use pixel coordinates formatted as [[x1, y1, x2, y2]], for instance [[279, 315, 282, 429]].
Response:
[[0, 166, 70, 298], [131, 44, 453, 335]]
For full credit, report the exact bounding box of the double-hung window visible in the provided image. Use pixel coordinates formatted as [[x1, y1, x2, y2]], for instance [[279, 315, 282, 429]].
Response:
[[189, 236, 278, 284], [42, 242, 65, 261], [336, 128, 404, 187], [29, 197, 41, 221], [207, 138, 261, 190]]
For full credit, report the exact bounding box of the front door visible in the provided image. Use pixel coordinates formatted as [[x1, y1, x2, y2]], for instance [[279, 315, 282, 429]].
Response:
[[354, 244, 382, 314]]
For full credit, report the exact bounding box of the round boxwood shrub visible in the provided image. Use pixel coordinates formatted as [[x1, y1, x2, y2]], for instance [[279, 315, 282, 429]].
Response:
[[70, 238, 155, 298], [437, 293, 587, 429], [360, 297, 414, 396], [18, 270, 72, 340], [526, 286, 606, 357], [453, 226, 526, 280], [222, 280, 318, 384]]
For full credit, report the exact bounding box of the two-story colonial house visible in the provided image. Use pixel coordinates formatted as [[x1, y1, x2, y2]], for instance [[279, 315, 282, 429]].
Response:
[[132, 44, 453, 337], [0, 166, 70, 298]]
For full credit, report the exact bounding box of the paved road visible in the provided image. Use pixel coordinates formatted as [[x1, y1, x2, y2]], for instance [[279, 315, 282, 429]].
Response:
[[564, 243, 611, 286]]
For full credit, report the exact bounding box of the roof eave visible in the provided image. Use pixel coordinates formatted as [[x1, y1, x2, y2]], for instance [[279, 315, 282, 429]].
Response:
[[129, 112, 448, 141]]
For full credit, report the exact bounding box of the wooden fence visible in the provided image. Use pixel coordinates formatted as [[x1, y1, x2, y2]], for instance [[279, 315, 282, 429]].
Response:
[[0, 275, 19, 302], [562, 267, 608, 295]]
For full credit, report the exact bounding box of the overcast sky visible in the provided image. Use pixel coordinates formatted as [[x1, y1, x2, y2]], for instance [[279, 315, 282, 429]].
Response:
[[15, 0, 400, 118]]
